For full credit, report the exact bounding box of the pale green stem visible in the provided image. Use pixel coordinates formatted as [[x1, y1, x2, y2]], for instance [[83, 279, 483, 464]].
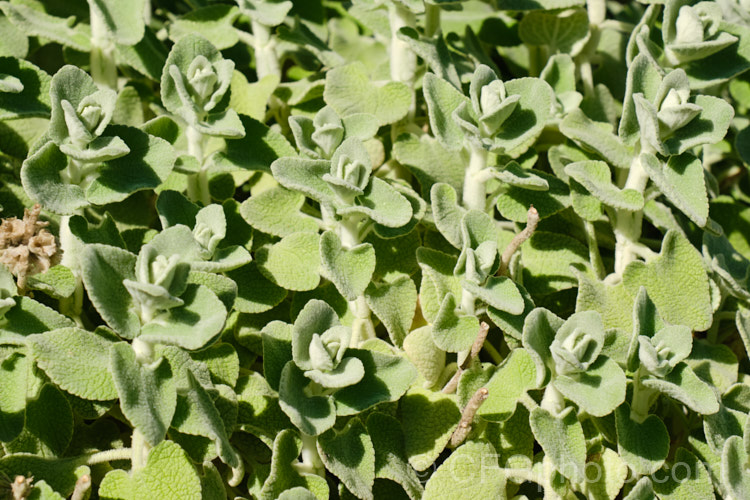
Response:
[[298, 433, 326, 477], [186, 126, 211, 206], [586, 0, 606, 25], [540, 384, 566, 415], [457, 289, 476, 366], [85, 448, 133, 465], [424, 3, 441, 37], [583, 221, 605, 279], [132, 337, 154, 364], [252, 20, 280, 80], [58, 215, 84, 325], [463, 144, 488, 211], [389, 4, 417, 86], [630, 368, 657, 423], [340, 216, 375, 347], [483, 341, 503, 364], [614, 148, 651, 275], [579, 60, 595, 97], [89, 5, 117, 89], [131, 429, 151, 472]]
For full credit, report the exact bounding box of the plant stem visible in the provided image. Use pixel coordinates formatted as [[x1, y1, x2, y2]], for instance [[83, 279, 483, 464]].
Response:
[[131, 429, 151, 472], [614, 150, 650, 275], [586, 0, 606, 25], [389, 4, 417, 86], [583, 220, 605, 279], [252, 20, 280, 80], [339, 216, 376, 347], [85, 448, 133, 465], [70, 474, 91, 500], [540, 384, 565, 415], [463, 144, 488, 211], [58, 215, 84, 325], [186, 126, 211, 206], [424, 3, 441, 37], [89, 5, 117, 89], [299, 433, 326, 477], [630, 368, 656, 423]]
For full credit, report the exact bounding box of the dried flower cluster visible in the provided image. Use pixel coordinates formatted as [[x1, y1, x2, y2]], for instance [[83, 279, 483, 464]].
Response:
[[0, 205, 59, 290]]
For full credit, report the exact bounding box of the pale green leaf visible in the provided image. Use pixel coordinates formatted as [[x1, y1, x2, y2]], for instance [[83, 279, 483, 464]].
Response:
[[318, 418, 375, 500], [640, 153, 708, 227], [521, 231, 589, 295], [615, 402, 670, 475], [565, 160, 643, 211], [422, 73, 468, 151], [403, 326, 445, 389], [258, 429, 329, 500], [423, 440, 506, 499], [553, 356, 627, 417], [432, 293, 481, 353], [518, 9, 590, 55], [622, 231, 712, 331], [366, 413, 423, 500], [240, 187, 319, 237], [110, 343, 177, 447], [365, 276, 417, 347], [168, 5, 240, 50], [479, 348, 536, 422], [256, 232, 321, 292], [28, 328, 118, 401], [278, 361, 336, 436], [401, 385, 461, 471], [0, 57, 50, 120], [641, 363, 719, 415], [530, 406, 586, 483], [320, 230, 376, 301], [324, 62, 411, 126], [0, 4, 91, 51]]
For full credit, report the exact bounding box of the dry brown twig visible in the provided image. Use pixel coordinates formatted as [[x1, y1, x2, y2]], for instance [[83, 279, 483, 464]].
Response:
[[442, 322, 490, 394], [498, 205, 539, 276], [450, 387, 489, 448], [0, 204, 59, 292]]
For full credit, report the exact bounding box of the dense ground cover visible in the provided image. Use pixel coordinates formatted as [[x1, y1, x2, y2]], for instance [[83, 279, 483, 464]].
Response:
[[1, 0, 750, 498]]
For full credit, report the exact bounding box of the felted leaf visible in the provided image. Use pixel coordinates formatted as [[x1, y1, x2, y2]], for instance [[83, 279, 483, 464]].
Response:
[[216, 114, 296, 173], [530, 406, 586, 483], [560, 109, 633, 170], [430, 183, 466, 249], [489, 77, 554, 156], [227, 263, 287, 314], [641, 363, 719, 415], [422, 73, 469, 151], [721, 435, 750, 500], [172, 371, 241, 470], [553, 356, 627, 417], [521, 231, 589, 295], [79, 244, 140, 339], [401, 385, 461, 471], [21, 141, 88, 215], [518, 9, 590, 55], [397, 28, 460, 89], [622, 231, 712, 331], [575, 271, 634, 333], [652, 447, 714, 499], [256, 232, 321, 292], [479, 348, 536, 422], [324, 62, 411, 126], [109, 342, 177, 447], [496, 170, 570, 222], [0, 297, 75, 345], [364, 276, 417, 347], [0, 348, 27, 441], [364, 413, 423, 499], [640, 152, 708, 227], [6, 383, 72, 457], [86, 125, 176, 206], [615, 402, 670, 475], [462, 276, 524, 314], [28, 328, 118, 401], [423, 440, 506, 499], [230, 72, 278, 122], [139, 284, 227, 351], [432, 293, 481, 353], [25, 265, 76, 299], [100, 440, 202, 500], [320, 230, 376, 300], [168, 5, 240, 50], [664, 95, 734, 155], [403, 326, 445, 389], [565, 160, 643, 211], [271, 157, 336, 205], [0, 57, 50, 120], [240, 187, 319, 237], [522, 307, 564, 386], [333, 348, 417, 415], [580, 447, 628, 500], [258, 429, 329, 500], [0, 3, 91, 52], [341, 177, 413, 228], [318, 418, 375, 500], [235, 371, 292, 447], [191, 342, 239, 387], [187, 271, 237, 312], [367, 230, 421, 282], [90, 0, 146, 45], [278, 361, 336, 436]]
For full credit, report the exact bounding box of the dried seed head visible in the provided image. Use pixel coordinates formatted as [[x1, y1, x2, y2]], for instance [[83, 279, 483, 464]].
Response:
[[0, 205, 60, 291]]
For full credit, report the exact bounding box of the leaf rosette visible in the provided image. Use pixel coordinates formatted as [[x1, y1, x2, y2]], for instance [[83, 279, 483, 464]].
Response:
[[289, 105, 378, 160], [662, 0, 738, 65], [161, 34, 244, 137]]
